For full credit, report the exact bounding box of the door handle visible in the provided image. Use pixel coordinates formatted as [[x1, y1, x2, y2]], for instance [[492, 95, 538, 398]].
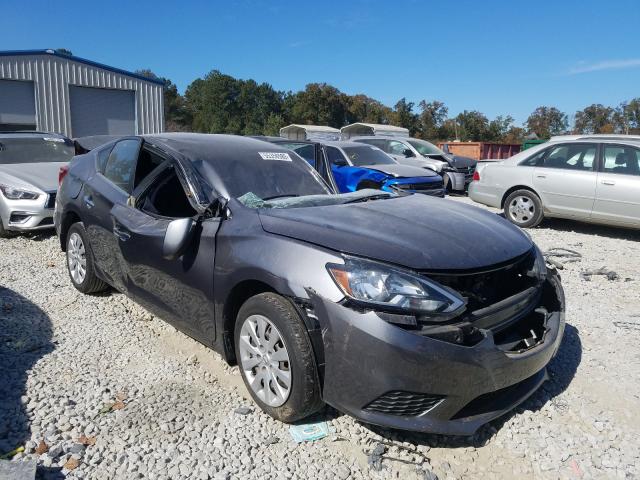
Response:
[[113, 224, 130, 241], [536, 174, 546, 178], [83, 195, 94, 208], [601, 180, 616, 186]]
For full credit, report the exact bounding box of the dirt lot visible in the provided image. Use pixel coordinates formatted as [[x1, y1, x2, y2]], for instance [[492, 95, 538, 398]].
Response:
[[1, 196, 639, 479]]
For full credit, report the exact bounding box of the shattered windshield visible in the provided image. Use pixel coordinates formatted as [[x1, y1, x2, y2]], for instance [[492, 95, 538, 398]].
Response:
[[238, 189, 397, 209], [213, 149, 331, 201]]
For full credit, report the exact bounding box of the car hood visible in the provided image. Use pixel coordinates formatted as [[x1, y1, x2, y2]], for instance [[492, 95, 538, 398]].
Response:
[[361, 164, 439, 178], [258, 194, 532, 271], [0, 162, 66, 192], [449, 155, 477, 168]]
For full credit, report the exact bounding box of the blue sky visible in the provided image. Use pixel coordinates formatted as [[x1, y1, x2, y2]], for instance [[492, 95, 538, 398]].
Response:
[[2, 0, 639, 124]]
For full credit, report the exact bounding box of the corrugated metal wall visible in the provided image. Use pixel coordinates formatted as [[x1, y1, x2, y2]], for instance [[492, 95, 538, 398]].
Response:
[[0, 53, 164, 137]]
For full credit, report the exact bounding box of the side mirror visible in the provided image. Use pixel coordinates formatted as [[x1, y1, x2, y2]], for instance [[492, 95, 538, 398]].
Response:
[[333, 158, 348, 167], [163, 217, 194, 260], [403, 149, 415, 158]]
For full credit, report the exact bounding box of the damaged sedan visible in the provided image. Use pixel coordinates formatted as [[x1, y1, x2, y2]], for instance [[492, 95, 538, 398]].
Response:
[[55, 133, 565, 435]]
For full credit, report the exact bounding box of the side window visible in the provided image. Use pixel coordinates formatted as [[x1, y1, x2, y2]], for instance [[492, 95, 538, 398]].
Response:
[[134, 148, 165, 189], [96, 145, 113, 173], [542, 144, 596, 171], [520, 148, 547, 166], [326, 146, 348, 166], [138, 167, 197, 218], [602, 145, 640, 176], [103, 139, 141, 193], [388, 141, 408, 156]]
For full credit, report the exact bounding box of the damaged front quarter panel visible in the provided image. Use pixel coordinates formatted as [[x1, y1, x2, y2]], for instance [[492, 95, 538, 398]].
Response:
[[304, 271, 565, 435]]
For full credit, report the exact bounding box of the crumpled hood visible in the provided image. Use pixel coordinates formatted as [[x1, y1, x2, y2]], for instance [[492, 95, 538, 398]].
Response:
[[448, 155, 477, 168], [0, 162, 66, 192], [259, 194, 533, 271], [361, 164, 440, 178]]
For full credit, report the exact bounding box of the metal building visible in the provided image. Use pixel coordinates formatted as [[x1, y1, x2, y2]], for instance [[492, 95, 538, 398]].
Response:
[[0, 49, 164, 137]]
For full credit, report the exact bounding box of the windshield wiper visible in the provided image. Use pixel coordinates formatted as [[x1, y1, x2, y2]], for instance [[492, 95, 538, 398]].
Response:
[[263, 194, 300, 201], [344, 193, 393, 204]]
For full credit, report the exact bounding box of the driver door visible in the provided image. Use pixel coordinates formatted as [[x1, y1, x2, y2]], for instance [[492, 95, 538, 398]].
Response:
[[110, 151, 221, 344]]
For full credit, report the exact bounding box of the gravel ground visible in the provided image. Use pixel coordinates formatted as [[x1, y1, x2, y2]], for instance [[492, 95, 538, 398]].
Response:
[[1, 196, 639, 480]]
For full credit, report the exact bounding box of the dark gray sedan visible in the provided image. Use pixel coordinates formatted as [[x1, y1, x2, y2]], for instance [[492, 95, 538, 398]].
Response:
[[55, 133, 565, 435]]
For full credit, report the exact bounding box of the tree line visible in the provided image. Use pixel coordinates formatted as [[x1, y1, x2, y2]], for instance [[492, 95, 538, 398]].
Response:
[[137, 69, 640, 143]]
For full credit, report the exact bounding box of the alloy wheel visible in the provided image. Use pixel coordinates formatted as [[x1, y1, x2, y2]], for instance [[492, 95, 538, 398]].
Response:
[[238, 314, 292, 407], [508, 195, 535, 224], [67, 232, 87, 284]]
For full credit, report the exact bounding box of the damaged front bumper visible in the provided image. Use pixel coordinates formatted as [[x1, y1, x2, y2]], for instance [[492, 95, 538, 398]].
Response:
[[307, 272, 565, 436]]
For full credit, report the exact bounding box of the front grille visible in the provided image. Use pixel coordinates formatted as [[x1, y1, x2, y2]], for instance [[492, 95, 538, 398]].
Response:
[[45, 192, 56, 209], [396, 180, 444, 192], [364, 391, 444, 416], [426, 249, 538, 312]]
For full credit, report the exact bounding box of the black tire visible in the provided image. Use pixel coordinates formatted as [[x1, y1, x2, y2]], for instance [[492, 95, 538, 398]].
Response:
[[65, 222, 109, 294], [0, 218, 16, 238], [503, 189, 544, 228], [234, 292, 323, 422]]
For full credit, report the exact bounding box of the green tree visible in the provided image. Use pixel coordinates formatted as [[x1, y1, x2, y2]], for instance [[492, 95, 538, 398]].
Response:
[[286, 83, 349, 127], [455, 110, 490, 141], [184, 70, 284, 134], [574, 104, 616, 134], [525, 106, 568, 138], [391, 98, 420, 136], [614, 99, 640, 134], [346, 94, 393, 124], [417, 100, 448, 140]]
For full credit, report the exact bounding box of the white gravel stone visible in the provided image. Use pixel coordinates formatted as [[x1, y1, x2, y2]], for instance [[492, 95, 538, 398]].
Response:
[[0, 197, 639, 479]]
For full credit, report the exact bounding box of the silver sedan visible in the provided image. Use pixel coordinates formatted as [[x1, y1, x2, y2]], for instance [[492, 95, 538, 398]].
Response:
[[0, 132, 74, 237], [469, 135, 640, 229]]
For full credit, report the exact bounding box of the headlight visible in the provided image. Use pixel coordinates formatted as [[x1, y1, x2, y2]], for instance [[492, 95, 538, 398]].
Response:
[[0, 184, 40, 200], [327, 256, 466, 315]]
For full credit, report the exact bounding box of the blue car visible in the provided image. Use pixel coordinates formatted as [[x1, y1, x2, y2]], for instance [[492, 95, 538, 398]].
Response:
[[322, 141, 444, 196]]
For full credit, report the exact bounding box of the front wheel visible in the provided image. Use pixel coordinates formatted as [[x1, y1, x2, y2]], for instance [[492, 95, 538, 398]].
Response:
[[66, 222, 109, 294], [234, 293, 323, 422], [504, 189, 544, 228]]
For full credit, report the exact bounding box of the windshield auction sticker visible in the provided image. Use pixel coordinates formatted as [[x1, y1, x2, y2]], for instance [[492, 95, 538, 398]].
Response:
[[259, 152, 292, 161]]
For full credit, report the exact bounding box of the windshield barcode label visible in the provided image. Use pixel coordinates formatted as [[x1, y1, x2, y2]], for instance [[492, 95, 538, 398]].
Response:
[[259, 152, 292, 161]]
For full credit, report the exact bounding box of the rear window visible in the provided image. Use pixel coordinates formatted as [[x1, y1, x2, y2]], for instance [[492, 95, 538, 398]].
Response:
[[0, 136, 75, 164]]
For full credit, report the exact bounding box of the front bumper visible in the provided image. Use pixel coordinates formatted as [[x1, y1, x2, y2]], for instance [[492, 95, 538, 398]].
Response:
[[0, 192, 56, 232], [444, 171, 474, 192], [308, 273, 565, 435]]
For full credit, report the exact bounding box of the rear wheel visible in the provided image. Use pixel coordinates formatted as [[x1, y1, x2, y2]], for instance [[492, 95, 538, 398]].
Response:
[[504, 189, 544, 228], [66, 223, 109, 294], [234, 293, 323, 422]]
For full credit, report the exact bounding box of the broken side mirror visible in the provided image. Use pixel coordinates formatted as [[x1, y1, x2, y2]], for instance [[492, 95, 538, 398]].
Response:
[[163, 217, 194, 260], [403, 148, 415, 158]]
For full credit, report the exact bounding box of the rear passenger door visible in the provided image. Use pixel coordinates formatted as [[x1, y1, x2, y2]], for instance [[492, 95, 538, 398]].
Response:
[[532, 143, 598, 219], [592, 144, 640, 226]]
